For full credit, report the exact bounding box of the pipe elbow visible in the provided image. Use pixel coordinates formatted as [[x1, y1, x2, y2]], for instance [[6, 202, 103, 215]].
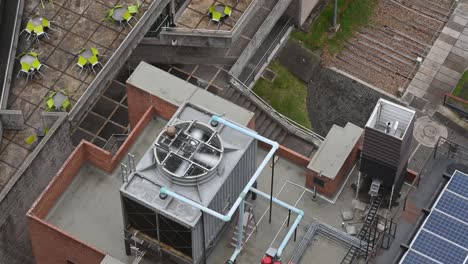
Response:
[[160, 186, 168, 194], [272, 142, 280, 150], [298, 210, 305, 216], [223, 215, 231, 222], [210, 115, 220, 122]]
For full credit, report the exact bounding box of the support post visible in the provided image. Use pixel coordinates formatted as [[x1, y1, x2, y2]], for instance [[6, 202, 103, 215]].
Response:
[[155, 213, 162, 256], [331, 0, 340, 32], [287, 210, 291, 227], [201, 211, 207, 264], [236, 200, 245, 251], [269, 152, 275, 223], [355, 171, 361, 199], [387, 185, 395, 218]]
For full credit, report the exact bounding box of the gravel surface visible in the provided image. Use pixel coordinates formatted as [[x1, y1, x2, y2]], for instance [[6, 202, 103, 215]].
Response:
[[328, 0, 456, 95]]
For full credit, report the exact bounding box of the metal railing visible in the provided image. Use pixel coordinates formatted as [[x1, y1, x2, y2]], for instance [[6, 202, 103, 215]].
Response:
[[145, 15, 170, 37], [103, 133, 128, 154], [243, 17, 293, 86], [229, 74, 324, 147], [443, 93, 468, 118]]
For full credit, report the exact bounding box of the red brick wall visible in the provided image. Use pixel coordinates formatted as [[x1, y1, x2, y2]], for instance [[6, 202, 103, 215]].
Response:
[[112, 106, 154, 167], [126, 84, 178, 128], [258, 142, 311, 167], [28, 215, 105, 264], [306, 139, 360, 197], [27, 106, 159, 264], [406, 169, 418, 183], [29, 143, 86, 218]]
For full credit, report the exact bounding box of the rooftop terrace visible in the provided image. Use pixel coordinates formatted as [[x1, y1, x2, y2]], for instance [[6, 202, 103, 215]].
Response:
[[33, 103, 406, 263], [46, 117, 166, 263], [176, 0, 253, 30], [0, 0, 155, 192]]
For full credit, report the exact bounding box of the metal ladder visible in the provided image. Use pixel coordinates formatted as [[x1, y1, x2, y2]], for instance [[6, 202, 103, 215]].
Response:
[[230, 202, 257, 248], [340, 194, 383, 264]]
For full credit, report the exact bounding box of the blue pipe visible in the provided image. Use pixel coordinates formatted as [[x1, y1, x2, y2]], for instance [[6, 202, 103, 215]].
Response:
[[248, 187, 304, 259], [160, 115, 279, 222]]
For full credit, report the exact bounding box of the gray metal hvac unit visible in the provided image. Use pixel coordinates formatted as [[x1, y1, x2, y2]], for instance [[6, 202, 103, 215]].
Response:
[[120, 103, 256, 264], [360, 99, 415, 192]]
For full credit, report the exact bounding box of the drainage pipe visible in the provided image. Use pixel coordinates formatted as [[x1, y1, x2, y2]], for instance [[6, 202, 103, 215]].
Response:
[[248, 187, 304, 260], [159, 115, 279, 222]]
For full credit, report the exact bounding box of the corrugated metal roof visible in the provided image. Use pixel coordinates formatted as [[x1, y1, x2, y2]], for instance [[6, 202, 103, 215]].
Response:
[[307, 123, 363, 179]]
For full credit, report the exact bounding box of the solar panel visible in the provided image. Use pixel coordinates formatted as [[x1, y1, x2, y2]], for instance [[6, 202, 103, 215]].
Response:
[[412, 230, 466, 264], [436, 191, 468, 221], [399, 171, 468, 264], [401, 250, 439, 264], [447, 171, 468, 199], [425, 211, 468, 248]]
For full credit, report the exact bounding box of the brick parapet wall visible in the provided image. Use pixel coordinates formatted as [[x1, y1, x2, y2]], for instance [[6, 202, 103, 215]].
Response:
[[28, 215, 105, 264], [126, 84, 177, 128], [306, 138, 360, 197], [27, 106, 157, 264]]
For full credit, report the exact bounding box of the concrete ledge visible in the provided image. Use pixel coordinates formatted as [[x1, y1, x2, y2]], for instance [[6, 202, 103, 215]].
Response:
[[0, 109, 24, 130], [229, 0, 293, 77]]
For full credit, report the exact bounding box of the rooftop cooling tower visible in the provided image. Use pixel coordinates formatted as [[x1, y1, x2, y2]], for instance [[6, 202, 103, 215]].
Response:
[[120, 104, 256, 264], [360, 99, 415, 194]]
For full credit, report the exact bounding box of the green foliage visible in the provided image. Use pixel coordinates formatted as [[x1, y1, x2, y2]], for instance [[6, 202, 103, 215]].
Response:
[[452, 71, 468, 100], [252, 62, 312, 129], [291, 0, 377, 54]]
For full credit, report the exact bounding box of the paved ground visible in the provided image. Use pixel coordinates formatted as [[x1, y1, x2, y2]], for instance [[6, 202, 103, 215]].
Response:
[[0, 0, 155, 192], [404, 0, 468, 114], [176, 0, 252, 30]]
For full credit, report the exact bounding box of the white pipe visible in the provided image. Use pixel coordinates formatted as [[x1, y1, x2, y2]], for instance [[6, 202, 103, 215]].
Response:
[[160, 115, 279, 222], [247, 188, 304, 259]]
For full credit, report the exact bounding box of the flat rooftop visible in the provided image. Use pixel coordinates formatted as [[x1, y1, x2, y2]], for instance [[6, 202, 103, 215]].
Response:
[[307, 123, 363, 179], [44, 120, 403, 264], [176, 0, 253, 30], [0, 0, 155, 192], [46, 117, 167, 263]]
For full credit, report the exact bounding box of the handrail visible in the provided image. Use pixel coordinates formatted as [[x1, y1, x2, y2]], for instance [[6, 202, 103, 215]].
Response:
[[161, 26, 231, 35], [444, 93, 468, 105], [243, 17, 293, 86], [443, 93, 468, 118], [229, 74, 324, 146], [102, 133, 128, 152]]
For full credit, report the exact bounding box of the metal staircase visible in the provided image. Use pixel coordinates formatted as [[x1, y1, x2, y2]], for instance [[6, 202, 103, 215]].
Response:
[[230, 202, 257, 248], [340, 194, 383, 264]]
